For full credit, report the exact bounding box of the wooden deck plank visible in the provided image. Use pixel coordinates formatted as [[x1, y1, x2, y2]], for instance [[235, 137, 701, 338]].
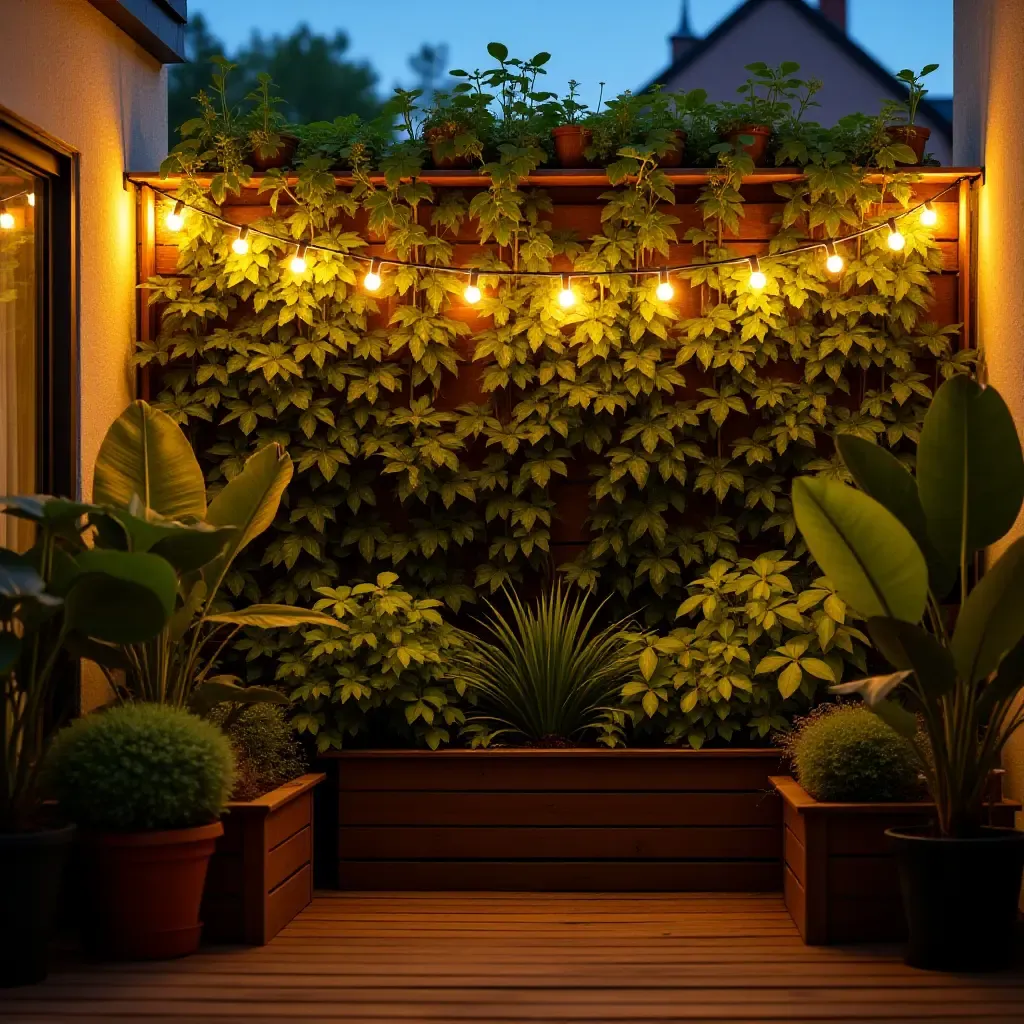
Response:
[[3, 892, 1022, 1021]]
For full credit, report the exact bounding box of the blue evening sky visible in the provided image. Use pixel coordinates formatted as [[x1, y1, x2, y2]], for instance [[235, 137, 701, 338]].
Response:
[[189, 0, 953, 107]]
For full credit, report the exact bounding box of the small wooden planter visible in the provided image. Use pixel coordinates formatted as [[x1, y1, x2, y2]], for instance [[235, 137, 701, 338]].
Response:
[[326, 749, 783, 892], [202, 773, 324, 945], [771, 775, 1021, 945]]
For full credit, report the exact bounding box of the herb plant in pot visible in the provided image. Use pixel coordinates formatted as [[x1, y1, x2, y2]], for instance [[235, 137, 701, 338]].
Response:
[[551, 80, 593, 169], [886, 64, 938, 164], [245, 72, 298, 171], [791, 374, 1024, 971], [421, 90, 490, 170], [46, 704, 234, 959], [0, 499, 177, 985]]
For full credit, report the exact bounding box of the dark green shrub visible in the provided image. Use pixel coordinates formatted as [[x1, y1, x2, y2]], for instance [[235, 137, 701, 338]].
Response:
[[46, 704, 234, 830], [211, 704, 307, 802], [787, 705, 922, 802]]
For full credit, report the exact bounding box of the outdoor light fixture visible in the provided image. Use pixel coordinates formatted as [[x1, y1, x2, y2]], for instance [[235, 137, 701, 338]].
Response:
[[920, 201, 937, 227], [165, 200, 185, 232], [558, 274, 576, 308], [0, 203, 13, 231], [231, 225, 250, 255], [463, 271, 482, 305], [290, 243, 308, 274], [824, 241, 844, 275], [363, 258, 382, 292], [747, 256, 767, 291], [886, 218, 906, 251], [655, 270, 674, 301]]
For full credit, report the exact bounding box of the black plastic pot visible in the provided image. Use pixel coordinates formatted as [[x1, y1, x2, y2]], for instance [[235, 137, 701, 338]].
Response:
[[887, 825, 1024, 971], [0, 824, 75, 986]]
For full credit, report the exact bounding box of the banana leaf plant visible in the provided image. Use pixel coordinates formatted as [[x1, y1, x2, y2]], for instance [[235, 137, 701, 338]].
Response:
[[1, 497, 177, 831], [791, 375, 1024, 837], [85, 401, 338, 717]]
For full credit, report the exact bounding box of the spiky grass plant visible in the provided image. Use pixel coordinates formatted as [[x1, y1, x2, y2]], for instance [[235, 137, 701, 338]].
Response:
[[454, 583, 644, 745]]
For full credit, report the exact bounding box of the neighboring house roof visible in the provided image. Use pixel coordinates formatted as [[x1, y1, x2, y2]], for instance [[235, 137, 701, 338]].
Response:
[[87, 0, 188, 64], [641, 0, 951, 141]]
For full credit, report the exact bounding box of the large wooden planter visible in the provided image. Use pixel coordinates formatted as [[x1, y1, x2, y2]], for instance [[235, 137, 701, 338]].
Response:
[[202, 773, 324, 945], [771, 775, 1021, 945], [326, 749, 783, 891]]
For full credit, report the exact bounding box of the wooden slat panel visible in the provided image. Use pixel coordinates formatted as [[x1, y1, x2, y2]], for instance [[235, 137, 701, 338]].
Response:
[[266, 826, 312, 892], [266, 792, 311, 851], [784, 825, 807, 885], [783, 863, 808, 942], [265, 864, 313, 943]]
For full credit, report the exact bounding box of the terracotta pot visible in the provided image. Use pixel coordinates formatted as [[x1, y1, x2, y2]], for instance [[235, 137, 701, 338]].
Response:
[[656, 130, 688, 168], [425, 126, 473, 170], [249, 132, 299, 171], [723, 125, 772, 166], [80, 821, 223, 960], [551, 125, 594, 169], [886, 125, 931, 165]]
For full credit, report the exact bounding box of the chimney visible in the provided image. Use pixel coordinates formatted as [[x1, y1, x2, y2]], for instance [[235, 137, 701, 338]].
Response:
[[819, 0, 848, 32], [670, 0, 699, 62]]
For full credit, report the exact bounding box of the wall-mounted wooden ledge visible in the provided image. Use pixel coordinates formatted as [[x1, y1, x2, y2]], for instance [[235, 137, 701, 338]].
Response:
[[127, 166, 983, 190]]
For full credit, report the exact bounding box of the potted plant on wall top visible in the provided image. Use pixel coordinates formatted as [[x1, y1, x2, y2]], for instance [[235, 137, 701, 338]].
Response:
[[886, 64, 939, 164], [791, 375, 1024, 971], [551, 80, 594, 169]]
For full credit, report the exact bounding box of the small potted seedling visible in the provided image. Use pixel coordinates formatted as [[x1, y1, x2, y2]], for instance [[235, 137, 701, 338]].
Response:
[[886, 64, 939, 163], [551, 80, 593, 168], [246, 73, 298, 170], [717, 62, 805, 166]]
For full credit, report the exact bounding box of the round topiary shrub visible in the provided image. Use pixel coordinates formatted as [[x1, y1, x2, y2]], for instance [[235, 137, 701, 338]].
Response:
[[209, 704, 307, 802], [787, 704, 922, 802], [46, 704, 235, 831]]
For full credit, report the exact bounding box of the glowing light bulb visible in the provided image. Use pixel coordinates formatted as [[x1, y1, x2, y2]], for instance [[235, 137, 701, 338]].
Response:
[[557, 274, 576, 308], [655, 270, 674, 302], [824, 241, 844, 275], [231, 226, 250, 255], [886, 218, 905, 251], [165, 200, 185, 233], [920, 202, 937, 227], [747, 256, 766, 291], [463, 271, 482, 305], [0, 205, 13, 231], [363, 258, 382, 292], [290, 243, 308, 274], [27, 193, 35, 208]]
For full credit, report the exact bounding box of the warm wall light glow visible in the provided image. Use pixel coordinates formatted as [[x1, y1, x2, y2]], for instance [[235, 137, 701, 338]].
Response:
[[290, 243, 308, 274], [824, 241, 844, 275], [886, 218, 905, 251], [463, 271, 482, 305], [231, 225, 250, 255], [747, 256, 766, 291], [655, 270, 674, 301], [557, 274, 576, 308], [166, 200, 185, 232], [27, 193, 35, 208], [0, 205, 13, 231], [363, 258, 382, 292], [920, 201, 937, 227]]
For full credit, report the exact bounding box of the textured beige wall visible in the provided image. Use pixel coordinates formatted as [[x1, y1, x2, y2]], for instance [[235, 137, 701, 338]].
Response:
[[953, 0, 1024, 831], [0, 0, 169, 709], [0, 0, 168, 498]]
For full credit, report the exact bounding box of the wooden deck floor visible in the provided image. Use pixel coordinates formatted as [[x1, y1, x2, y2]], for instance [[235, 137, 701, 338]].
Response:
[[4, 892, 1024, 1022]]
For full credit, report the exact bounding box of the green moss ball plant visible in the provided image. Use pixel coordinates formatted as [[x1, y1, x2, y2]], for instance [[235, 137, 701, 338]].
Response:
[[46, 704, 235, 831], [788, 705, 922, 803]]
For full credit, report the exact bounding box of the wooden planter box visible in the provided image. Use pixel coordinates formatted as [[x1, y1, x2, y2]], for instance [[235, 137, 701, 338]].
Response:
[[202, 773, 325, 945], [325, 749, 783, 891], [771, 775, 1021, 945]]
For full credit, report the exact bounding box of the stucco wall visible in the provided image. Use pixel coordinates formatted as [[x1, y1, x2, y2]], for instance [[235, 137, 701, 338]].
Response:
[[953, 0, 1024, 834], [661, 0, 951, 164], [0, 0, 168, 498]]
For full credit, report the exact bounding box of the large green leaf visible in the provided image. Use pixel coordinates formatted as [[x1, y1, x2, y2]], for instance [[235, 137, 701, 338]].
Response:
[[205, 604, 340, 629], [188, 676, 290, 717], [0, 548, 49, 599], [792, 477, 928, 623], [917, 376, 1024, 569], [866, 617, 956, 696], [950, 536, 1024, 683], [92, 401, 207, 520], [979, 635, 1024, 721], [837, 435, 954, 598], [831, 670, 912, 706], [202, 445, 293, 593], [93, 507, 234, 573], [64, 549, 177, 644]]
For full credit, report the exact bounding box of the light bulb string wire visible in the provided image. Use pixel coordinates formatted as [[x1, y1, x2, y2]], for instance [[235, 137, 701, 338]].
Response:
[[129, 176, 967, 281], [0, 189, 33, 205]]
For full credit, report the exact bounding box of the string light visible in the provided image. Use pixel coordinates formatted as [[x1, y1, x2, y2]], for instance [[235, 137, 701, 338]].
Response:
[[463, 270, 482, 305], [920, 201, 937, 227], [27, 193, 35, 208], [231, 225, 250, 255], [886, 218, 906, 251], [165, 200, 185, 232], [747, 256, 767, 291], [0, 203, 13, 231], [655, 270, 674, 302], [289, 243, 308, 274], [557, 274, 576, 308], [824, 240, 844, 275], [363, 258, 382, 292]]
